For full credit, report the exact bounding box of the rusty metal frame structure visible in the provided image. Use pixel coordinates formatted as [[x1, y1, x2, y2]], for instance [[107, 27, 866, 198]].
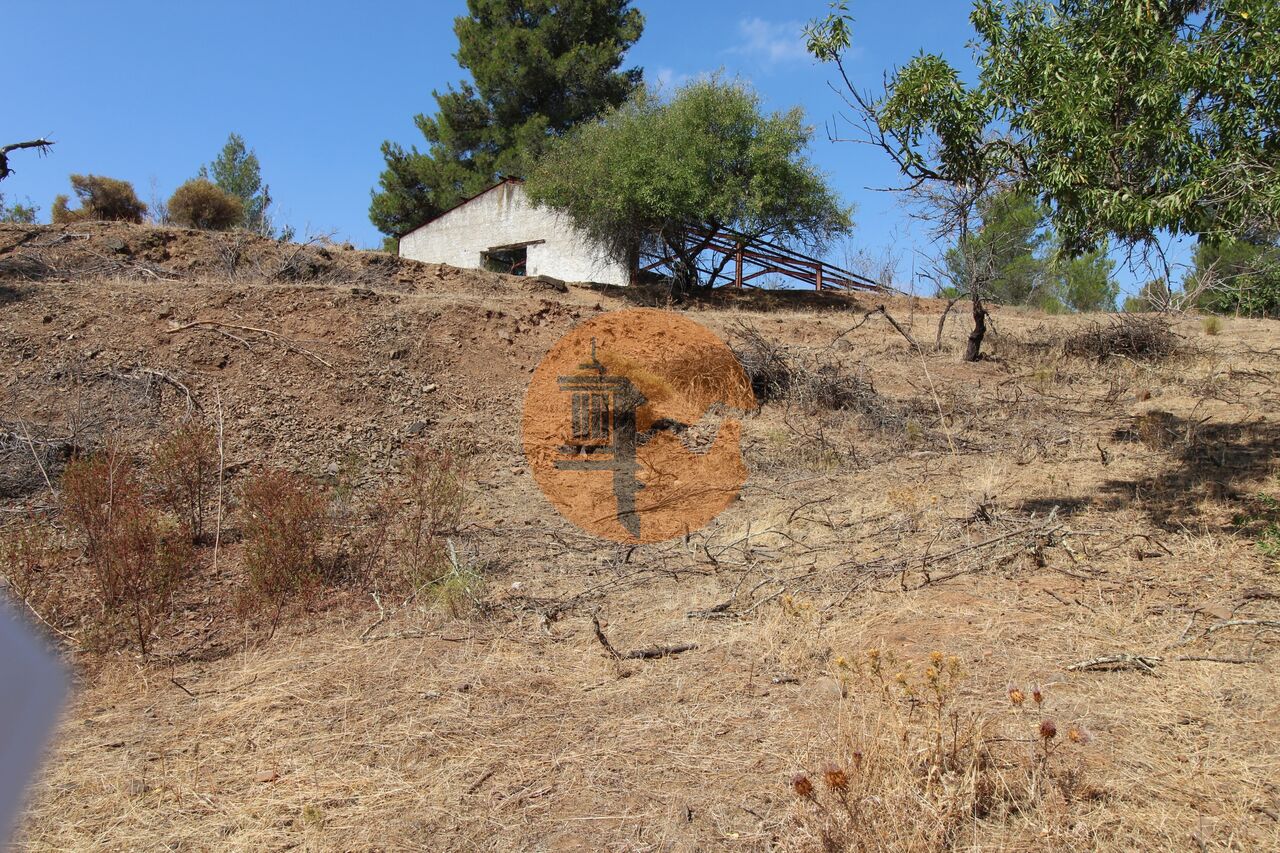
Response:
[[635, 227, 882, 292]]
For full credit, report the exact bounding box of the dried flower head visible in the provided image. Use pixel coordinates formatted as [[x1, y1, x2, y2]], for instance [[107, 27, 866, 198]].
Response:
[[1031, 684, 1045, 706], [924, 665, 939, 683], [1007, 684, 1025, 706], [791, 773, 814, 798], [1067, 725, 1093, 745], [1039, 718, 1058, 741], [930, 651, 944, 665], [822, 764, 849, 792], [834, 656, 849, 669]]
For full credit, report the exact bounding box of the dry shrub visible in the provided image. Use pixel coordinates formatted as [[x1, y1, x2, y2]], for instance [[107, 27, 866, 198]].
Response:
[[1062, 314, 1181, 362], [0, 514, 67, 626], [732, 323, 900, 426], [239, 469, 328, 630], [149, 419, 217, 543], [787, 649, 1096, 851], [352, 443, 481, 613], [52, 174, 147, 224], [61, 448, 190, 655], [168, 178, 243, 231]]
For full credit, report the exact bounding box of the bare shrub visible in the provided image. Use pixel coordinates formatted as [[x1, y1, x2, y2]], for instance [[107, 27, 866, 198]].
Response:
[[52, 174, 148, 223], [1062, 314, 1181, 362], [149, 419, 217, 543], [168, 178, 243, 231], [239, 468, 328, 630], [61, 449, 189, 655], [351, 443, 481, 612], [732, 323, 902, 427], [0, 515, 67, 627], [788, 649, 1095, 850]]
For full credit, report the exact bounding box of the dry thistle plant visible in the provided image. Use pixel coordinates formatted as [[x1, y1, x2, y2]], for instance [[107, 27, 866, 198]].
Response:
[[238, 468, 329, 633], [149, 418, 217, 543], [789, 649, 1097, 851], [61, 447, 190, 656], [350, 442, 483, 614]]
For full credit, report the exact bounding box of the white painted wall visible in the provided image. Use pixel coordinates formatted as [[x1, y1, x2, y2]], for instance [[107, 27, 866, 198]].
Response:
[[398, 181, 630, 286]]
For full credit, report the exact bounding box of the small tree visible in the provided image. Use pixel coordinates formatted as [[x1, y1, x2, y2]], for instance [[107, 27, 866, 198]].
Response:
[[0, 193, 38, 223], [1185, 238, 1280, 319], [51, 174, 147, 223], [168, 178, 243, 230], [526, 79, 851, 290], [200, 133, 275, 234]]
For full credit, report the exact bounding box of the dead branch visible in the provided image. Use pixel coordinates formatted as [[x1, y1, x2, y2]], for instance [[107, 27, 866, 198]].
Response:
[[591, 614, 697, 660], [100, 367, 201, 412], [166, 320, 333, 368], [1066, 654, 1163, 676], [0, 138, 54, 181], [832, 304, 921, 351]]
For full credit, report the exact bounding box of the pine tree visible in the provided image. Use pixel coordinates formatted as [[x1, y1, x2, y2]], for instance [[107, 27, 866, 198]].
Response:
[[369, 0, 644, 239], [200, 133, 273, 235]]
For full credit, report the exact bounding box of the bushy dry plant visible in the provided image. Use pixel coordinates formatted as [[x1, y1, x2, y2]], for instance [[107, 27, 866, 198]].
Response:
[[1062, 314, 1181, 362], [149, 419, 218, 543], [168, 178, 243, 230], [787, 649, 1096, 851], [61, 449, 190, 656], [732, 323, 900, 425], [239, 469, 328, 631], [51, 174, 147, 223], [0, 514, 67, 627], [352, 443, 482, 613]]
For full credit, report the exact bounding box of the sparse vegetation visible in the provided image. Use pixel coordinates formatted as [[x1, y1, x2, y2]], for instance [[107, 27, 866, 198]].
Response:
[[167, 178, 243, 231], [60, 448, 190, 655], [239, 468, 329, 631], [149, 419, 218, 542]]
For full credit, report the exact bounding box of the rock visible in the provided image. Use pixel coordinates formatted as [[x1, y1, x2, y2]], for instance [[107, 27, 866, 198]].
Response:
[[406, 421, 428, 437], [41, 314, 53, 324], [422, 383, 438, 394], [326, 462, 340, 476], [532, 274, 568, 293], [104, 238, 128, 254], [253, 770, 279, 783], [389, 348, 408, 360]]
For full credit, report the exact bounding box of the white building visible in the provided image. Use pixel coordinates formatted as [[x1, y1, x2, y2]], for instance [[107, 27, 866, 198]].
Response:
[[397, 179, 631, 286]]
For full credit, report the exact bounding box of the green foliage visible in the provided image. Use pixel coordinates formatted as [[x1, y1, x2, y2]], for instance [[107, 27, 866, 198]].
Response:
[[200, 133, 274, 234], [0, 193, 38, 223], [1185, 238, 1280, 318], [1123, 278, 1172, 313], [52, 174, 147, 223], [168, 178, 244, 231], [369, 0, 644, 237], [526, 79, 852, 287], [807, 1, 1280, 254], [941, 188, 1117, 311]]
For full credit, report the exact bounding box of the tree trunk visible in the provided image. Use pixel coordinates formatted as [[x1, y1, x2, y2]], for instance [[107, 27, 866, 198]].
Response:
[[964, 288, 987, 362]]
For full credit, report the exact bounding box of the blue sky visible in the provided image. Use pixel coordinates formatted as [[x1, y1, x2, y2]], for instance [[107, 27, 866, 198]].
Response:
[[4, 1, 1173, 295]]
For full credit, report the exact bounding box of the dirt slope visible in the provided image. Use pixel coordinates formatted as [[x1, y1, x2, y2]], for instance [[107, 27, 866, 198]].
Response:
[[2, 222, 1279, 851]]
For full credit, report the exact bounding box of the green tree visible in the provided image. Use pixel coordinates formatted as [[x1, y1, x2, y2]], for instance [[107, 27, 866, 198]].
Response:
[[1185, 238, 1280, 318], [200, 133, 273, 234], [808, 1, 1280, 254], [525, 79, 852, 290], [943, 190, 1047, 307], [369, 0, 644, 239], [1053, 246, 1119, 313], [0, 193, 38, 223], [1123, 278, 1172, 313]]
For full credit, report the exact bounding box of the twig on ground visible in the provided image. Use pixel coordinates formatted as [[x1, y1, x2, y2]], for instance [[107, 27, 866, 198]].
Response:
[[101, 367, 202, 412], [591, 614, 697, 660], [1066, 654, 1163, 676], [166, 320, 333, 368], [17, 420, 55, 494]]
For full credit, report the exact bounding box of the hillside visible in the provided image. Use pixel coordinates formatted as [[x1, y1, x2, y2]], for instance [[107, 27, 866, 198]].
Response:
[[2, 221, 1279, 851]]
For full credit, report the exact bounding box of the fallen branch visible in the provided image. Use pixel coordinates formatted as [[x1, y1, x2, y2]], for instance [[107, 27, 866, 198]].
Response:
[[166, 320, 333, 368], [101, 367, 202, 412], [831, 304, 921, 352], [591, 614, 697, 660], [1066, 654, 1163, 676]]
